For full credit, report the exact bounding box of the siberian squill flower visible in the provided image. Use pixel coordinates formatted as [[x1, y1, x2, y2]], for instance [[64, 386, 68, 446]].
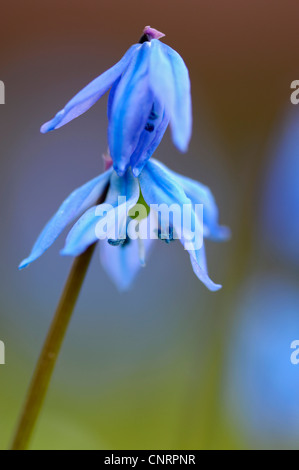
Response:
[[19, 158, 229, 292], [40, 26, 192, 177]]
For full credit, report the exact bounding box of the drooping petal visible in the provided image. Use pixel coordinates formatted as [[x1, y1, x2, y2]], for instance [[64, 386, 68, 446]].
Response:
[[139, 160, 202, 253], [177, 174, 230, 241], [139, 160, 220, 290], [100, 226, 154, 292], [108, 42, 154, 176], [152, 159, 230, 241], [189, 244, 222, 292], [139, 159, 199, 238], [149, 40, 192, 152], [130, 101, 169, 177], [19, 168, 113, 269], [161, 43, 192, 152], [61, 170, 139, 256], [40, 44, 141, 133]]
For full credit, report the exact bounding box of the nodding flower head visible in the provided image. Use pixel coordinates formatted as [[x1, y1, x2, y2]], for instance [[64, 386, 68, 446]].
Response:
[[19, 158, 229, 292], [40, 27, 192, 177]]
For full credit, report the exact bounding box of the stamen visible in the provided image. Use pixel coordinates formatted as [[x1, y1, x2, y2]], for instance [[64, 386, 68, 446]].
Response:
[[145, 123, 155, 132], [108, 238, 127, 247]]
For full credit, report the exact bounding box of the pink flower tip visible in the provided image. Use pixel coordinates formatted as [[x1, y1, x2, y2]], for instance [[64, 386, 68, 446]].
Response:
[[143, 26, 165, 40], [102, 151, 113, 171]]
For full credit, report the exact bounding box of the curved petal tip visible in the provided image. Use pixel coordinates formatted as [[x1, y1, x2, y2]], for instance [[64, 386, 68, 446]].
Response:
[[143, 26, 165, 40], [210, 225, 232, 242], [18, 258, 30, 270], [40, 110, 65, 134]]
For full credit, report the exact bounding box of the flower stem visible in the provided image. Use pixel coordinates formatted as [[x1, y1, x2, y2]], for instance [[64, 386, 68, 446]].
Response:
[[9, 242, 97, 450]]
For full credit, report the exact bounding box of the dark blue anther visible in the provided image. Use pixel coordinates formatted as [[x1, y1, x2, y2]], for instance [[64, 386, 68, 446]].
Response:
[[145, 123, 155, 132], [108, 238, 126, 247], [108, 236, 131, 247]]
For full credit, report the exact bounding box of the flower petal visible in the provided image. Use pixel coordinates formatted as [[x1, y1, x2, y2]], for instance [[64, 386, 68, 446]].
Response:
[[130, 102, 170, 177], [139, 159, 203, 251], [40, 44, 140, 133], [139, 160, 220, 290], [152, 159, 230, 241], [108, 42, 154, 176], [149, 40, 192, 152], [19, 168, 112, 269], [61, 170, 139, 256], [139, 159, 197, 235], [107, 76, 121, 121], [189, 244, 222, 292], [100, 231, 153, 292], [161, 43, 192, 152]]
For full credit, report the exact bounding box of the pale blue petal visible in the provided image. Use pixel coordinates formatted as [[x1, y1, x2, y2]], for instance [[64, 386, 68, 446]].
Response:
[[177, 174, 230, 241], [139, 160, 199, 249], [41, 44, 140, 133], [152, 159, 230, 241], [149, 40, 192, 152], [139, 159, 193, 236], [148, 41, 176, 139], [108, 42, 154, 176], [61, 171, 139, 256], [19, 168, 112, 269], [100, 235, 153, 292], [189, 244, 222, 292], [140, 160, 220, 290], [161, 43, 192, 152]]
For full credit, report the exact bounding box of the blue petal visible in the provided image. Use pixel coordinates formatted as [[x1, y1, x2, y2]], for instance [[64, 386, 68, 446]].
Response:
[[139, 159, 220, 290], [100, 233, 153, 292], [189, 244, 222, 292], [108, 42, 154, 176], [19, 168, 113, 269], [152, 159, 230, 241], [40, 44, 141, 133], [130, 106, 170, 177], [61, 170, 139, 256], [107, 76, 121, 121], [139, 159, 196, 235], [149, 40, 192, 152]]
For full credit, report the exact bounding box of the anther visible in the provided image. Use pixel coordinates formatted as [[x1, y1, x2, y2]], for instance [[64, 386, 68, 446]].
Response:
[[145, 123, 155, 132]]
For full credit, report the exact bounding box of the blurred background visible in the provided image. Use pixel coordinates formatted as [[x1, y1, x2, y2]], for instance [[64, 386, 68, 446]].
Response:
[[1, 0, 299, 450]]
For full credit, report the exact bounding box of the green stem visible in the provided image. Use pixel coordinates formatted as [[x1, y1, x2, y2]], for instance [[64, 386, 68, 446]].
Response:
[[9, 242, 96, 450]]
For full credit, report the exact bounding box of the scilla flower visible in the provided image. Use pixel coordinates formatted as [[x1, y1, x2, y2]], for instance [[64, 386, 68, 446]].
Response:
[[19, 158, 228, 291], [40, 26, 192, 177]]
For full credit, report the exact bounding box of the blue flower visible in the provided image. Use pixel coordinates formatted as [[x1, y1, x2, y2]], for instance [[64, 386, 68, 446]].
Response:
[[226, 274, 299, 446], [40, 26, 192, 177], [19, 159, 229, 292]]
